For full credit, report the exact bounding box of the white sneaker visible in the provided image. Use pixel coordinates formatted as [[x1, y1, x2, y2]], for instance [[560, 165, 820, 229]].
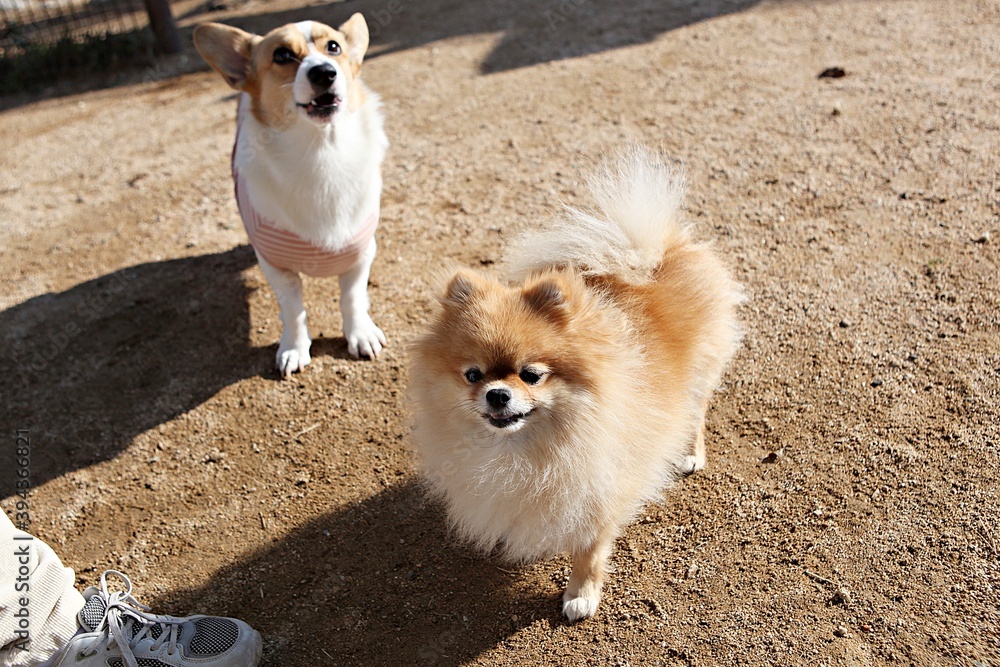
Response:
[[44, 570, 262, 667]]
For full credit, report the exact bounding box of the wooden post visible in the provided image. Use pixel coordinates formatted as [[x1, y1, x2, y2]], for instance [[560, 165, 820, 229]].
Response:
[[144, 0, 182, 54]]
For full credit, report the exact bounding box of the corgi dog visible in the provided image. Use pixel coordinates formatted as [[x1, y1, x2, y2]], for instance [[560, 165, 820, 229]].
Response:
[[194, 15, 388, 376], [408, 147, 742, 621]]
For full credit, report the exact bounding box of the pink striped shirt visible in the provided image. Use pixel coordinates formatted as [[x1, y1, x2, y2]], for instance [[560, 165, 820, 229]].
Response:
[[231, 102, 378, 278]]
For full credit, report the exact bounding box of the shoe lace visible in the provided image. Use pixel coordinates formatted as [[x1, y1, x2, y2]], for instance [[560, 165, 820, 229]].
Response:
[[80, 570, 184, 667]]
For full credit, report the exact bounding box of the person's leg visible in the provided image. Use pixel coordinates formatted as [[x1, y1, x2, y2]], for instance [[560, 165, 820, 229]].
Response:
[[0, 510, 84, 667]]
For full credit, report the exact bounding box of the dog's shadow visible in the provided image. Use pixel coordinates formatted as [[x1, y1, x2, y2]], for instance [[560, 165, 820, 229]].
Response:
[[0, 246, 318, 496], [156, 479, 560, 666]]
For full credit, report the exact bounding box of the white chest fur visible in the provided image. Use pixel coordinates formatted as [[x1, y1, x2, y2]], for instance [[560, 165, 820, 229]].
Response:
[[233, 91, 388, 249]]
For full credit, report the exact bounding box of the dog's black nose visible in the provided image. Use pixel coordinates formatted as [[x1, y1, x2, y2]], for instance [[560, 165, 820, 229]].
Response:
[[486, 388, 511, 409], [308, 63, 337, 89]]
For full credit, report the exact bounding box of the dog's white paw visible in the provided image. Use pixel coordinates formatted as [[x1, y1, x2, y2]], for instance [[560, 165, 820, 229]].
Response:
[[681, 453, 706, 476], [344, 316, 386, 360], [562, 591, 600, 622], [276, 341, 311, 378]]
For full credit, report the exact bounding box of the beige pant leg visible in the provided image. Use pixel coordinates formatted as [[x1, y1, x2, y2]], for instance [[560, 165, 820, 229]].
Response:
[[0, 510, 84, 667]]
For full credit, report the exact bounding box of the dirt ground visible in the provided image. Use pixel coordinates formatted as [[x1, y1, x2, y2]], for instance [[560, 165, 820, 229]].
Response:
[[1, 0, 998, 665]]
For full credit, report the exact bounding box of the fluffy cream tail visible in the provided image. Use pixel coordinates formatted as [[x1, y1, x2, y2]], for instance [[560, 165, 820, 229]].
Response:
[[506, 146, 689, 283]]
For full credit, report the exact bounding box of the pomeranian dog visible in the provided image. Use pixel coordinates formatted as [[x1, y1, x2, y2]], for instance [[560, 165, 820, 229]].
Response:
[[408, 147, 742, 621]]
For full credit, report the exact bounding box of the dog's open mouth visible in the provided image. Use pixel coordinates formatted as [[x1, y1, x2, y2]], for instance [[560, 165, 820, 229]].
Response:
[[485, 410, 532, 429], [297, 93, 340, 119]]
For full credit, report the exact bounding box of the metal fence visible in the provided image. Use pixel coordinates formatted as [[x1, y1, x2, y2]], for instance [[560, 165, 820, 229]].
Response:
[[0, 0, 185, 95], [0, 0, 152, 56]]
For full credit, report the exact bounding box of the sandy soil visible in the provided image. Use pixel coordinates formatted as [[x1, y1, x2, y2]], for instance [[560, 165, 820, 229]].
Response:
[[1, 0, 998, 665]]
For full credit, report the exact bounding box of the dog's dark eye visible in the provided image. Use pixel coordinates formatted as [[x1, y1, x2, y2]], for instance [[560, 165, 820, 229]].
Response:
[[464, 368, 483, 384], [326, 40, 342, 56], [519, 368, 544, 385], [273, 47, 295, 64]]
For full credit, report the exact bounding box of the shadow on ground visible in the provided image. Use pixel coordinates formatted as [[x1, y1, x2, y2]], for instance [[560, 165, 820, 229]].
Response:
[[0, 0, 766, 109], [0, 247, 262, 496], [235, 0, 767, 74], [157, 479, 560, 666]]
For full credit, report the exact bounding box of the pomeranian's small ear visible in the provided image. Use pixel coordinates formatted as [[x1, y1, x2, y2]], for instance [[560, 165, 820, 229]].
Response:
[[194, 23, 260, 90], [443, 271, 479, 307], [522, 278, 569, 324]]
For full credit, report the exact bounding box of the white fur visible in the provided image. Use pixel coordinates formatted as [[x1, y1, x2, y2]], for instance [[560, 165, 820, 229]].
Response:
[[506, 145, 689, 283], [234, 90, 386, 249], [681, 453, 705, 475], [563, 589, 601, 622], [256, 253, 312, 376], [338, 236, 384, 359], [295, 20, 313, 42]]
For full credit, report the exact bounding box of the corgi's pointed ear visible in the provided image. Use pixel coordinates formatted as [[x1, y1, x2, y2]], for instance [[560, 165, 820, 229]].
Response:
[[338, 13, 370, 73], [522, 277, 569, 324], [443, 271, 480, 307], [194, 23, 260, 90]]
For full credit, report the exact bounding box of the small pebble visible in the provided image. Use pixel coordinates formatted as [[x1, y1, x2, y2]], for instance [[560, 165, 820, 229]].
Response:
[[839, 319, 851, 328], [974, 232, 990, 244], [834, 625, 850, 638], [871, 378, 884, 387], [759, 449, 784, 464]]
